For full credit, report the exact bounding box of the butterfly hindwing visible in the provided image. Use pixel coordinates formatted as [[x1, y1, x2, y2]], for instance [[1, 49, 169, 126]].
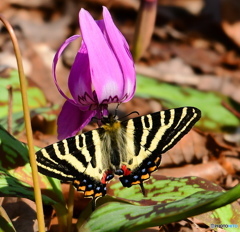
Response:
[[36, 130, 108, 197]]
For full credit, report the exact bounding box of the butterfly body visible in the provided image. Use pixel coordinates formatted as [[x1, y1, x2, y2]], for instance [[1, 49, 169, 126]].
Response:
[[36, 107, 201, 208]]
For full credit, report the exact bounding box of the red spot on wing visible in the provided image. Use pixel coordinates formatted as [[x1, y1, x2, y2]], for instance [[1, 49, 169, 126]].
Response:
[[101, 172, 108, 184], [101, 170, 114, 184], [121, 165, 132, 176]]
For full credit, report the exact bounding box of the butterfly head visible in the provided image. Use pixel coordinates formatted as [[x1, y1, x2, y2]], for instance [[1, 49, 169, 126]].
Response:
[[101, 113, 117, 124], [101, 114, 121, 131]]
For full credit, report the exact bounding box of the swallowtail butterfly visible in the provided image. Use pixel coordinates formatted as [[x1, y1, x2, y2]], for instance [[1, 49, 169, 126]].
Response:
[[36, 107, 201, 209]]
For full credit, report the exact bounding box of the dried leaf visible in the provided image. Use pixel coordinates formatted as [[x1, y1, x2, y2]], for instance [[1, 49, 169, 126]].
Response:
[[156, 161, 226, 182], [2, 198, 37, 232], [162, 130, 208, 167]]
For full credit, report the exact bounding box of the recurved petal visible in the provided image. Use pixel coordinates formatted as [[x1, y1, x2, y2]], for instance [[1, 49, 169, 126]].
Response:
[[79, 8, 124, 104], [102, 6, 136, 102], [57, 101, 96, 140], [52, 34, 81, 104]]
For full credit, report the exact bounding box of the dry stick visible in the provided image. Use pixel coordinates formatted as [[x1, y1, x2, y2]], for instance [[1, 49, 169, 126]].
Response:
[[7, 85, 13, 134], [222, 100, 240, 118], [0, 15, 46, 232]]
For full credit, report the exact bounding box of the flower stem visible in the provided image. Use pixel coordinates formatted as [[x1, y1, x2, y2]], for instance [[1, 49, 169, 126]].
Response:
[[53, 203, 68, 232], [67, 183, 75, 232], [132, 0, 157, 61], [0, 15, 46, 232]]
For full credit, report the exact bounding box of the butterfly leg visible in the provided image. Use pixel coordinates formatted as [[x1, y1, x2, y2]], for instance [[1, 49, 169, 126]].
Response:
[[92, 196, 96, 211], [139, 182, 146, 197]]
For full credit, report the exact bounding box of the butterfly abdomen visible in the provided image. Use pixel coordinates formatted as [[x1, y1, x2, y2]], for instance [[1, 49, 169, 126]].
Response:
[[99, 120, 128, 169]]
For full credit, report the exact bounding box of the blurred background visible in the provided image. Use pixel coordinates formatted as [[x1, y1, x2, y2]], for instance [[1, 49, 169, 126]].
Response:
[[1, 0, 240, 105]]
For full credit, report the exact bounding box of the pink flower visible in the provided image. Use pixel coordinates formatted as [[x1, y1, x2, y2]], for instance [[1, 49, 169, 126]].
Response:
[[53, 7, 136, 139]]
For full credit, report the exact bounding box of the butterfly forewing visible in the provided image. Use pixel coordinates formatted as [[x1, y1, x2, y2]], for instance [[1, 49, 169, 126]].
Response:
[[36, 106, 201, 208], [36, 130, 101, 181], [145, 107, 200, 154], [118, 107, 201, 187]]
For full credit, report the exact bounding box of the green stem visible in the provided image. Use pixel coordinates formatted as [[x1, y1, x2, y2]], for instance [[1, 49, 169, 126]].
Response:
[[67, 184, 75, 232], [0, 15, 46, 232], [54, 203, 69, 232]]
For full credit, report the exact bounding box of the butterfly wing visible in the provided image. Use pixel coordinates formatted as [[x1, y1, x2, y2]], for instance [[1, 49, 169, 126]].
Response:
[[36, 129, 108, 199], [119, 107, 201, 187]]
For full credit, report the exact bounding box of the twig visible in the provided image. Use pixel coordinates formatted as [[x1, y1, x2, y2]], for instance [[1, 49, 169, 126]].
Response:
[[222, 100, 240, 119], [7, 85, 13, 134]]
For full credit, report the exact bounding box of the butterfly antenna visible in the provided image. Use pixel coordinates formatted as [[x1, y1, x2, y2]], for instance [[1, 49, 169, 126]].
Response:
[[128, 111, 140, 117], [91, 116, 100, 122], [140, 182, 147, 197], [119, 111, 140, 121], [114, 103, 121, 118]]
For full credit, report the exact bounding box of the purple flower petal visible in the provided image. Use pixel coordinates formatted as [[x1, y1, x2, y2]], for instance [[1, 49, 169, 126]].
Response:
[[102, 6, 136, 102], [57, 101, 96, 140], [68, 41, 97, 107], [52, 35, 81, 105], [79, 9, 124, 104]]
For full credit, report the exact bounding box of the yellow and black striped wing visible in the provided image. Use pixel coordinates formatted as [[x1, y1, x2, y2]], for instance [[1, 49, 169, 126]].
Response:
[[119, 107, 201, 187], [36, 130, 109, 198]]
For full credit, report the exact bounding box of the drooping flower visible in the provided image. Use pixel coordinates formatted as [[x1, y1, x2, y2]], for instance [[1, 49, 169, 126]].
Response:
[[53, 7, 136, 140]]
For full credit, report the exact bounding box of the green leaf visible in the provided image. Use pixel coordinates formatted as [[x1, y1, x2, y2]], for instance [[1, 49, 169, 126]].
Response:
[[109, 176, 224, 204], [0, 125, 69, 229], [0, 125, 64, 205], [0, 70, 47, 118], [0, 169, 56, 205], [0, 70, 57, 134], [80, 184, 240, 232], [0, 106, 58, 135], [136, 75, 240, 132], [108, 176, 240, 228]]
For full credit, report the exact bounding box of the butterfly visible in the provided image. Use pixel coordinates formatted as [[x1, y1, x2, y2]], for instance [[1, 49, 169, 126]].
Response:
[[36, 107, 201, 210]]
